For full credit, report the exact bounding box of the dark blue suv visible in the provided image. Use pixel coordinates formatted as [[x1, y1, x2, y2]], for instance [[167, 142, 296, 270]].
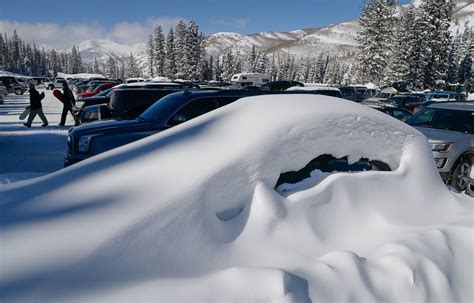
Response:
[[65, 90, 265, 166]]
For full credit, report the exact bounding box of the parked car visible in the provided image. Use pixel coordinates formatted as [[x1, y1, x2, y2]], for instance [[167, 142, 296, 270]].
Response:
[[371, 105, 412, 121], [260, 80, 304, 91], [45, 78, 67, 90], [363, 87, 397, 105], [78, 87, 195, 124], [339, 85, 371, 102], [381, 94, 424, 112], [65, 90, 265, 166], [285, 86, 342, 98], [426, 91, 461, 102], [0, 76, 27, 95], [77, 82, 118, 99], [407, 102, 473, 192], [74, 88, 116, 120]]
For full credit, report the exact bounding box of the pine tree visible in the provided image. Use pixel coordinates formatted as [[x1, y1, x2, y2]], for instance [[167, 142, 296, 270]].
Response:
[[357, 0, 398, 84], [405, 7, 432, 89], [147, 34, 154, 77], [164, 28, 176, 79], [458, 52, 472, 84], [126, 53, 141, 78], [174, 20, 188, 79], [185, 21, 200, 80], [386, 6, 415, 84], [105, 56, 118, 78], [421, 0, 454, 86], [221, 50, 235, 81], [446, 32, 462, 84], [153, 25, 166, 77]]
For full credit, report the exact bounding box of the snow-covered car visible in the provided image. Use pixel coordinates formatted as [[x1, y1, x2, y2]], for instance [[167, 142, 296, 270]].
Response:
[[286, 85, 342, 98], [426, 91, 460, 102], [0, 76, 26, 95], [2, 95, 473, 302], [45, 78, 67, 90], [362, 87, 397, 105], [407, 102, 473, 192]]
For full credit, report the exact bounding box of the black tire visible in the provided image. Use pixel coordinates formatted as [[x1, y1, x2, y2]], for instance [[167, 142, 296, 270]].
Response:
[[14, 88, 22, 95], [449, 157, 472, 192], [48, 84, 54, 90]]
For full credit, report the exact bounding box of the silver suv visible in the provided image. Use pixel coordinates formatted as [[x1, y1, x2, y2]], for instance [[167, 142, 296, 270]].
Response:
[[407, 102, 474, 192]]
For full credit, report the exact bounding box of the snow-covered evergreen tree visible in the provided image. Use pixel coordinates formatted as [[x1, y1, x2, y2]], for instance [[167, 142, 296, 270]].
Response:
[[174, 20, 188, 79], [221, 50, 235, 81], [105, 56, 118, 78], [153, 25, 166, 77], [357, 0, 398, 84], [126, 53, 141, 78], [421, 0, 454, 86], [386, 5, 415, 84], [405, 7, 432, 89], [164, 28, 176, 79], [185, 21, 200, 80], [147, 34, 154, 77]]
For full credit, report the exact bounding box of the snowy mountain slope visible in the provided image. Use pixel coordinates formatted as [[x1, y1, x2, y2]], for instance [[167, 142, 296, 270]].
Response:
[[52, 0, 471, 72], [205, 21, 359, 61], [63, 39, 148, 71]]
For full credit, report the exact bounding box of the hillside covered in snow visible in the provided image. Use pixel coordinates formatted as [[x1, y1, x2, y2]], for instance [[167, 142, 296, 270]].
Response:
[[62, 0, 472, 73]]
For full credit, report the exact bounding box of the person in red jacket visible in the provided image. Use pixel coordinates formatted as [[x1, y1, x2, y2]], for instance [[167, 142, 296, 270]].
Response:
[[59, 81, 79, 126], [23, 83, 48, 127]]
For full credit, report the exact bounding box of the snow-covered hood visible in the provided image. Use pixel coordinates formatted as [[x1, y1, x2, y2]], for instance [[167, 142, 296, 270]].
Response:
[[1, 94, 472, 302]]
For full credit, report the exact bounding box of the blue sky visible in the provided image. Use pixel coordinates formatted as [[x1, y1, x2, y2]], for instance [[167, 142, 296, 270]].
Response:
[[0, 0, 412, 48]]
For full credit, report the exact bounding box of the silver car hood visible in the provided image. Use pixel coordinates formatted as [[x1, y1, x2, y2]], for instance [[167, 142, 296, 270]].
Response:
[[414, 126, 473, 143]]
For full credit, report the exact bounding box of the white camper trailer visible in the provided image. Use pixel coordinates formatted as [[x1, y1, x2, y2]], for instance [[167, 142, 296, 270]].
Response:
[[230, 73, 270, 87]]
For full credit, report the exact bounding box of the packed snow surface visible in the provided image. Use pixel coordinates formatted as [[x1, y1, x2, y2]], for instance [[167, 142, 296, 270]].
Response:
[[0, 95, 473, 302]]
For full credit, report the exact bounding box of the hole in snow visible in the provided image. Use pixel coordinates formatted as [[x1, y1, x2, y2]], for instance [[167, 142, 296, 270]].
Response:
[[275, 154, 391, 194]]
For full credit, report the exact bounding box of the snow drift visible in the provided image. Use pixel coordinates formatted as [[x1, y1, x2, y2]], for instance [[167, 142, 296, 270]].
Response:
[[0, 95, 472, 302]]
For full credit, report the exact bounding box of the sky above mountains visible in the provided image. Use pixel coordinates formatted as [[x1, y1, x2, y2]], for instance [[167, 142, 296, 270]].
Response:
[[1, 0, 411, 48]]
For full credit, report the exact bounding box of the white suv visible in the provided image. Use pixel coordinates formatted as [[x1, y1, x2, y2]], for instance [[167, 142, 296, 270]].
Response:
[[45, 78, 67, 90]]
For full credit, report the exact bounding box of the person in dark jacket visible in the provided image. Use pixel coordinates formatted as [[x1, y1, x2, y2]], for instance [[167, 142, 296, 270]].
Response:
[[23, 83, 48, 127], [59, 81, 79, 126]]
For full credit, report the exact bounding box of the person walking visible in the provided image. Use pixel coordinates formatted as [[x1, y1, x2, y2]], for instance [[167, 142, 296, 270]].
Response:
[[23, 83, 48, 127], [59, 81, 78, 126]]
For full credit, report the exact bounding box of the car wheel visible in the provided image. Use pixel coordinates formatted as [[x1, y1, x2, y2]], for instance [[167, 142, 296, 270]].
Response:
[[48, 85, 54, 90], [14, 88, 22, 95], [449, 157, 472, 192]]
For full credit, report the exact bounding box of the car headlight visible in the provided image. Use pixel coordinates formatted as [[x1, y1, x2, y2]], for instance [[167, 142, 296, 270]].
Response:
[[76, 101, 85, 108], [430, 142, 453, 153], [78, 135, 95, 153]]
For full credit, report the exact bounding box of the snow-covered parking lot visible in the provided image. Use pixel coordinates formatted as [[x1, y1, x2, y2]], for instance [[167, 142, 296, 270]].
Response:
[[0, 92, 473, 302], [0, 89, 74, 183]]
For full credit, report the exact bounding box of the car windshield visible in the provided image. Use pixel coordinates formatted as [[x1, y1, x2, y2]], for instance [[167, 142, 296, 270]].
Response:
[[407, 107, 474, 134], [138, 93, 183, 121]]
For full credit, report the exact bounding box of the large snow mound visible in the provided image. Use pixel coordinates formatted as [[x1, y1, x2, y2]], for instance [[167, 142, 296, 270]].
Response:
[[0, 95, 473, 302]]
